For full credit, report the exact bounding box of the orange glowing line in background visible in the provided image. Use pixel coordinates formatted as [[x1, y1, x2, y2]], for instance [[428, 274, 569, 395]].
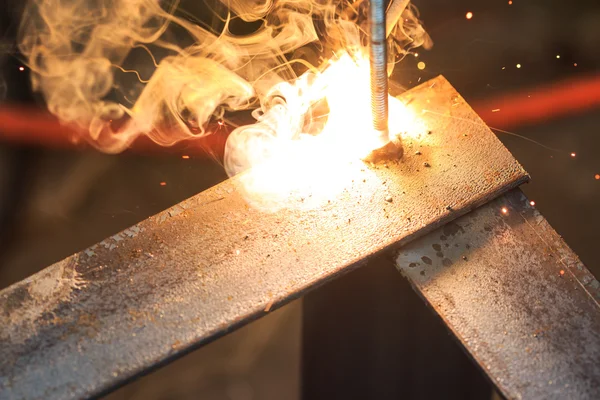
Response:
[[474, 74, 600, 129], [0, 106, 78, 149], [0, 106, 229, 157], [2, 74, 600, 153]]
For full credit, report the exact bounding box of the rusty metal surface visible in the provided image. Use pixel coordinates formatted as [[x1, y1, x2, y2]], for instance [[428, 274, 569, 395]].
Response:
[[0, 76, 528, 400], [397, 189, 600, 400]]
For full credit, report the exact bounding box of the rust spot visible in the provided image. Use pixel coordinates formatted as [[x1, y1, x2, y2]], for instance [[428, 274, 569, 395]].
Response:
[[421, 256, 433, 265], [432, 244, 442, 251], [2, 285, 32, 317], [443, 222, 464, 237]]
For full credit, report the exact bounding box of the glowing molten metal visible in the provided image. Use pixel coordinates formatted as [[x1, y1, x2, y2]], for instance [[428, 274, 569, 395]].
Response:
[[225, 52, 425, 210]]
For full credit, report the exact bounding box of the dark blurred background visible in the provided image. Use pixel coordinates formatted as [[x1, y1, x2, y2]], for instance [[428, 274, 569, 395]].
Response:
[[1, 0, 599, 399]]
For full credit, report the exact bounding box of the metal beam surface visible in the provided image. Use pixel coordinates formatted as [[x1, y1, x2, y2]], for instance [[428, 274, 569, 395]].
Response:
[[0, 76, 528, 400], [397, 189, 600, 399]]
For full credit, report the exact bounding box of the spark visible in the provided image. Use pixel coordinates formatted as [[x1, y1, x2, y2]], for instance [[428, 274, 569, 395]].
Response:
[[559, 270, 565, 276], [414, 53, 419, 58], [508, 0, 512, 4], [595, 174, 599, 180], [570, 152, 576, 158], [181, 155, 190, 159], [417, 61, 426, 70], [466, 12, 473, 20], [501, 66, 506, 70], [529, 200, 536, 206], [574, 63, 578, 67], [501, 207, 508, 215], [18, 66, 25, 71], [556, 54, 561, 59], [491, 109, 500, 113], [160, 182, 167, 186], [516, 64, 522, 69]]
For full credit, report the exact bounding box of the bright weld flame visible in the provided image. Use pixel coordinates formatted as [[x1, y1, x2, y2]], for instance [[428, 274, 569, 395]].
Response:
[[227, 52, 425, 211]]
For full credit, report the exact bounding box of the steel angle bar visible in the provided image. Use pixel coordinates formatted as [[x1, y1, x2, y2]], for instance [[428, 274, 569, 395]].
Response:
[[397, 188, 600, 399], [0, 76, 527, 400]]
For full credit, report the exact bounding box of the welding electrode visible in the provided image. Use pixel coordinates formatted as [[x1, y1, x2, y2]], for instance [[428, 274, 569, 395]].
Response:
[[364, 0, 404, 162], [369, 0, 388, 136]]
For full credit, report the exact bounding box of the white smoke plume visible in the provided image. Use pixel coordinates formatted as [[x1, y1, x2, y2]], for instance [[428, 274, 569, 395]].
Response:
[[18, 0, 431, 177]]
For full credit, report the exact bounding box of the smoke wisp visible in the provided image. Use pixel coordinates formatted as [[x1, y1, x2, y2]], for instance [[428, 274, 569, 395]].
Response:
[[19, 0, 429, 150]]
